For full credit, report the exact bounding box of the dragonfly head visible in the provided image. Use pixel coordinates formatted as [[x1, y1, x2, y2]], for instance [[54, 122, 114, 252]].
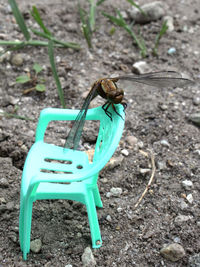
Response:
[[101, 79, 124, 104]]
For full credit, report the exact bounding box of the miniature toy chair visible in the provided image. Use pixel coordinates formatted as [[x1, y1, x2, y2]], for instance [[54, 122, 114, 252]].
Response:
[[19, 104, 125, 260]]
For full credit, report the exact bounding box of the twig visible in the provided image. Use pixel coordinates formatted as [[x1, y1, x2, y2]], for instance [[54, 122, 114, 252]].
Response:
[[134, 149, 156, 209]]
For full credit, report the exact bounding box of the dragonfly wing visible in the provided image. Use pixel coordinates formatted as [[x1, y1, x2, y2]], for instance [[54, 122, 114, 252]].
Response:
[[114, 71, 194, 89], [64, 84, 99, 150]]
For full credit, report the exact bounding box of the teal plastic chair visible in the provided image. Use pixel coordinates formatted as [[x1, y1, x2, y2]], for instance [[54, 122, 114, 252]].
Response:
[[19, 104, 125, 260]]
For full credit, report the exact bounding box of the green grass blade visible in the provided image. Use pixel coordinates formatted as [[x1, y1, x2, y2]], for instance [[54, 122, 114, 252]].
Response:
[[88, 0, 96, 32], [126, 0, 146, 16], [31, 6, 52, 36], [102, 11, 125, 27], [0, 111, 34, 121], [30, 28, 81, 49], [31, 28, 51, 39], [78, 2, 92, 48], [153, 21, 168, 56], [48, 40, 66, 108], [8, 0, 31, 41], [97, 0, 106, 6]]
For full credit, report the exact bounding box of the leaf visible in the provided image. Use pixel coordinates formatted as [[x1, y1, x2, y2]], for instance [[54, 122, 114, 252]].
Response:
[[102, 11, 125, 27], [8, 0, 31, 41], [126, 0, 146, 16], [31, 6, 52, 36], [16, 75, 31, 84], [35, 84, 46, 92], [33, 63, 43, 74], [48, 40, 66, 108]]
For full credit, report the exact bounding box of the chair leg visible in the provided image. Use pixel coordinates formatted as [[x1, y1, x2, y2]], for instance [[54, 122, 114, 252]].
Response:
[[85, 189, 102, 248], [22, 198, 33, 260], [92, 185, 103, 208], [19, 198, 24, 251]]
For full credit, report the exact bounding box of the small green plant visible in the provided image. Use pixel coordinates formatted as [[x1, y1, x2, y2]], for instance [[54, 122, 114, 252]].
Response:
[[78, 0, 106, 48], [126, 0, 146, 16], [153, 21, 168, 56], [102, 9, 147, 57], [16, 63, 46, 94], [0, 110, 34, 121], [48, 40, 66, 108]]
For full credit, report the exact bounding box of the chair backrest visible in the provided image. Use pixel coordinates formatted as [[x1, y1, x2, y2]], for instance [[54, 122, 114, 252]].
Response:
[[93, 104, 125, 163]]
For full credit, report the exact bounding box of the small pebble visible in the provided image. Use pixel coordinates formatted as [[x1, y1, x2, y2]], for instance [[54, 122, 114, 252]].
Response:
[[168, 47, 176, 55], [81, 247, 96, 267], [129, 1, 167, 23], [160, 243, 185, 262], [163, 15, 174, 32], [11, 53, 24, 66], [110, 187, 123, 197], [30, 239, 42, 253], [117, 207, 123, 213], [106, 215, 112, 222], [160, 139, 170, 147], [188, 113, 200, 125], [0, 177, 9, 187], [105, 155, 123, 170], [186, 193, 194, 204], [179, 199, 188, 210], [174, 214, 192, 225], [193, 96, 200, 106], [126, 135, 138, 147], [132, 61, 150, 74], [182, 180, 194, 190], [139, 168, 151, 175], [121, 149, 129, 156]]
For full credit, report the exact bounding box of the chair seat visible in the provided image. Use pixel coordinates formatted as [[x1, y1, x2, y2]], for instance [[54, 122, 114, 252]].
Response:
[[22, 141, 91, 193]]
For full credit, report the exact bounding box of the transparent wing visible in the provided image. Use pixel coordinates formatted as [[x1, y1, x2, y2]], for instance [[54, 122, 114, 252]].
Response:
[[113, 71, 194, 88], [64, 83, 99, 150]]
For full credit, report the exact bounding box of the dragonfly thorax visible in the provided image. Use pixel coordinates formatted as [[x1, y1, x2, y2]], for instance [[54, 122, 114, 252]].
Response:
[[99, 79, 124, 104]]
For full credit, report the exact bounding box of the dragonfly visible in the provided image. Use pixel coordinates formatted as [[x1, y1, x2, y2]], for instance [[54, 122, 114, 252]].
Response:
[[64, 71, 194, 150]]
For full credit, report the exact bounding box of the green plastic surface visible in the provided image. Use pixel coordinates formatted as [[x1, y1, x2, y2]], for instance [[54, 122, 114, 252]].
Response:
[[19, 104, 125, 260]]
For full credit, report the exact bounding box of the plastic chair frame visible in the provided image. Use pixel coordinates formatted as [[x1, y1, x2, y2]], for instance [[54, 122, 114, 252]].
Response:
[[19, 104, 125, 260]]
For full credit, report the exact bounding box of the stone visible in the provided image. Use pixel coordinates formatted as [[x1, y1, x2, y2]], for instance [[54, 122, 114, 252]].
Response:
[[129, 1, 167, 24], [186, 193, 194, 204], [0, 177, 9, 188], [132, 61, 150, 74], [193, 96, 200, 106], [121, 149, 129, 156], [126, 135, 138, 147], [11, 53, 24, 66], [163, 16, 174, 32], [160, 243, 185, 262], [160, 139, 170, 147], [105, 155, 124, 170], [110, 187, 123, 197], [106, 215, 112, 222], [30, 239, 42, 253], [182, 180, 194, 190], [81, 247, 96, 267], [168, 47, 176, 55], [189, 113, 200, 125], [174, 214, 192, 225]]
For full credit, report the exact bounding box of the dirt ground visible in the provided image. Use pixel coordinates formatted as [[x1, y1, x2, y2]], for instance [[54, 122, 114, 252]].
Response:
[[0, 0, 200, 266]]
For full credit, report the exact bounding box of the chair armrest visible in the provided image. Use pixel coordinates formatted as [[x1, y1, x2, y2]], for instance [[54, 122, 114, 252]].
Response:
[[35, 106, 104, 142]]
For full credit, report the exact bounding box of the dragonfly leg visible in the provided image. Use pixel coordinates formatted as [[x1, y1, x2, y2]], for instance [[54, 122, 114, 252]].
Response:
[[112, 104, 124, 120], [102, 102, 112, 121], [121, 102, 127, 112]]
